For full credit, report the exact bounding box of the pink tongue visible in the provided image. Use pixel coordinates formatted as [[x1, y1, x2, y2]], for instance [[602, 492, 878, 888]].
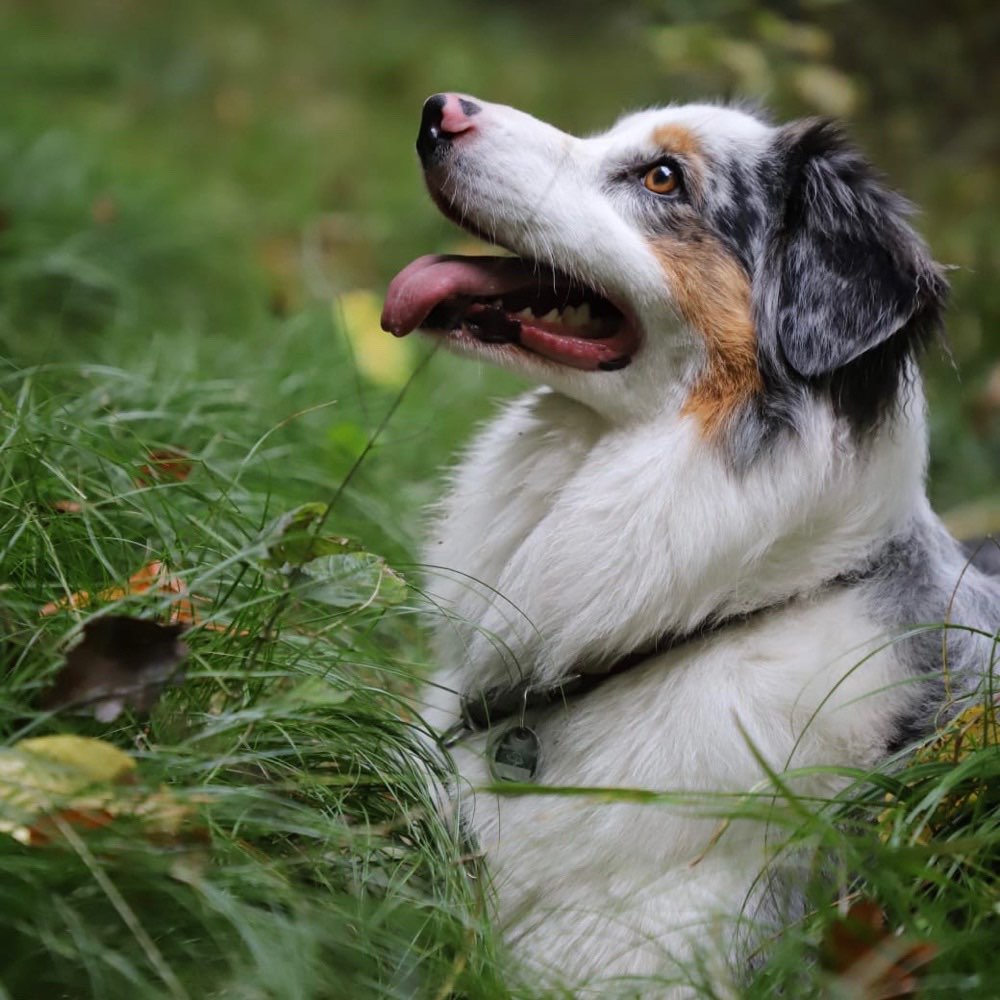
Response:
[[381, 254, 548, 336]]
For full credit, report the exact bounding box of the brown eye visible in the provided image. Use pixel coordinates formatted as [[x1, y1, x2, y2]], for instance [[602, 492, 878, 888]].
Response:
[[643, 164, 679, 195]]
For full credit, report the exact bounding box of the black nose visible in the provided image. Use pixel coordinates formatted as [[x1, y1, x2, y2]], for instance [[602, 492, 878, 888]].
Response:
[[416, 94, 449, 167], [416, 93, 482, 167]]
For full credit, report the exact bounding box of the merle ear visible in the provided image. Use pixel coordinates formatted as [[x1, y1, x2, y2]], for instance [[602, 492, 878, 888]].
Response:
[[759, 119, 946, 378]]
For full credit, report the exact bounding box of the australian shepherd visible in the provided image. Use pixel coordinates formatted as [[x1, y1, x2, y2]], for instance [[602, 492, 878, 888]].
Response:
[[381, 93, 999, 995]]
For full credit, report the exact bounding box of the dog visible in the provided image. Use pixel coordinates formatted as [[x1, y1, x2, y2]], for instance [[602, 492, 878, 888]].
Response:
[[381, 94, 1000, 995]]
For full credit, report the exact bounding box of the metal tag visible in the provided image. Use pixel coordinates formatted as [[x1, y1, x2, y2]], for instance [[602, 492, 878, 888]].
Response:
[[490, 726, 540, 783]]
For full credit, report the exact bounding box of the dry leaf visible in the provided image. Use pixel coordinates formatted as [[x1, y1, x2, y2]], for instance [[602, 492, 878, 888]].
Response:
[[40, 560, 248, 636], [28, 788, 209, 848], [135, 447, 192, 486], [0, 735, 135, 844], [28, 805, 116, 843], [0, 736, 206, 848], [40, 560, 197, 623], [52, 499, 83, 514], [42, 615, 188, 721], [822, 899, 936, 999], [11, 735, 136, 783]]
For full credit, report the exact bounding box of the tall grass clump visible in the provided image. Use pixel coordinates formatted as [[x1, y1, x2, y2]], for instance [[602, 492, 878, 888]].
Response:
[[0, 354, 521, 998], [0, 129, 516, 998]]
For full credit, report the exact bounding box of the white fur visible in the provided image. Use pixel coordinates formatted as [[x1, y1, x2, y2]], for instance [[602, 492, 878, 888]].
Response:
[[422, 390, 924, 995], [417, 99, 932, 996]]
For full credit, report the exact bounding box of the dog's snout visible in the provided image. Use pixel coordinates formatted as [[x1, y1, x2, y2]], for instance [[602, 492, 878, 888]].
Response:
[[417, 93, 481, 167]]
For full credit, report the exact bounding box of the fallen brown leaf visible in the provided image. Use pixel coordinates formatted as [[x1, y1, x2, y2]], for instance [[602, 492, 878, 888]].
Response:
[[40, 560, 197, 623], [0, 735, 135, 844], [822, 899, 936, 999], [0, 736, 208, 850], [135, 447, 192, 486], [52, 499, 83, 514], [39, 560, 249, 635], [42, 616, 188, 722], [27, 805, 116, 845]]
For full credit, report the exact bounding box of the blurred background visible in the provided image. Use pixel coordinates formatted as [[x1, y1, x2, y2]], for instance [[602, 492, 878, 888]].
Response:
[[1, 0, 997, 540]]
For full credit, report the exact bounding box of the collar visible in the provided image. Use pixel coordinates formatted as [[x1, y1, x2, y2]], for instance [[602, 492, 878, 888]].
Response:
[[439, 550, 888, 751], [440, 603, 774, 749]]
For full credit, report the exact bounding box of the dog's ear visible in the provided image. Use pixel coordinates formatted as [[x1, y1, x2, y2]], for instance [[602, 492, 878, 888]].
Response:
[[758, 119, 946, 378]]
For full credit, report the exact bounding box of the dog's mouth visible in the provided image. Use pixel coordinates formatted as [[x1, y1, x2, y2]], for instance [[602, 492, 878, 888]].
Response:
[[381, 254, 639, 372]]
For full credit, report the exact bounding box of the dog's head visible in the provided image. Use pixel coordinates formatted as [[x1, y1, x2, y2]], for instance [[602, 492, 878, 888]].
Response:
[[382, 94, 946, 442]]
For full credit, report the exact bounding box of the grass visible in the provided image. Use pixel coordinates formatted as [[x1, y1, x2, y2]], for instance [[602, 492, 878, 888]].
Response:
[[0, 343, 509, 998], [0, 123, 515, 996], [0, 350, 533, 997], [0, 1, 998, 997]]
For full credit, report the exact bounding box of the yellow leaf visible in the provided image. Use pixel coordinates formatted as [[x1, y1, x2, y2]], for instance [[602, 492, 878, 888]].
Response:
[[0, 736, 135, 844], [14, 736, 135, 782], [335, 289, 413, 388]]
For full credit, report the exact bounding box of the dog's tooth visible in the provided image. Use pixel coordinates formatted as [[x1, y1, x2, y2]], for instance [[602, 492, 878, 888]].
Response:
[[562, 305, 581, 327], [515, 308, 534, 320], [542, 309, 559, 323], [577, 302, 591, 325]]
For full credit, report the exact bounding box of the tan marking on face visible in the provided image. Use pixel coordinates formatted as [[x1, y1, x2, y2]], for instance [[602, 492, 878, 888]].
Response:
[[652, 124, 703, 159], [653, 234, 762, 435]]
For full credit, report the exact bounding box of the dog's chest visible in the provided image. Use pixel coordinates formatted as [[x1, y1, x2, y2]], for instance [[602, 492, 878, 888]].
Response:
[[444, 593, 901, 985], [429, 390, 603, 594]]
